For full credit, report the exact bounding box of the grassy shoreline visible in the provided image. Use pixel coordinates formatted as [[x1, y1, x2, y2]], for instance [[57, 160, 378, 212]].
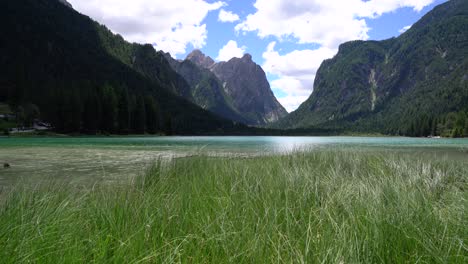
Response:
[[0, 150, 466, 263]]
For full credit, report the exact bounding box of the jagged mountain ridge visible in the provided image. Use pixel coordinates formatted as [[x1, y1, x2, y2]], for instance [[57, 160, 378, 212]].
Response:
[[168, 50, 288, 126], [186, 50, 216, 69], [163, 53, 249, 124], [275, 0, 468, 135], [209, 54, 288, 125]]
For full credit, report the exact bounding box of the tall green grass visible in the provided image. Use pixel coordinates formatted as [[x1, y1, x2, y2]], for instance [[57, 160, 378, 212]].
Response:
[[0, 150, 466, 263]]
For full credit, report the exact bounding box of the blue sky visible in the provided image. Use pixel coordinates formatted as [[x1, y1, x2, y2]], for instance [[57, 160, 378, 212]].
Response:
[[69, 0, 447, 112]]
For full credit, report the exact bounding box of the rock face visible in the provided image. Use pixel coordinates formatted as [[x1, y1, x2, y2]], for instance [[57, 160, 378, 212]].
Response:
[[58, 0, 72, 8], [175, 50, 287, 126], [164, 53, 249, 124], [186, 50, 215, 69], [275, 0, 468, 134], [209, 54, 288, 125]]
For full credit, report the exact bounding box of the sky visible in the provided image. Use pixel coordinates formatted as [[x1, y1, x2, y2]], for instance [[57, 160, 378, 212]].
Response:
[[68, 0, 447, 112]]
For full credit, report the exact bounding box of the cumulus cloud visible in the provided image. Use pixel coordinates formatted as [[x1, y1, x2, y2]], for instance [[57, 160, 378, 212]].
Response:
[[263, 42, 336, 111], [359, 0, 435, 17], [271, 79, 311, 113], [68, 0, 225, 56], [236, 0, 434, 49], [240, 0, 435, 111], [216, 40, 246, 61], [399, 25, 412, 33], [218, 9, 240, 23]]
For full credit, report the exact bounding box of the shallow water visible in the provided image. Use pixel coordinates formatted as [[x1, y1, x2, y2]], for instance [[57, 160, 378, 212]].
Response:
[[0, 136, 467, 187]]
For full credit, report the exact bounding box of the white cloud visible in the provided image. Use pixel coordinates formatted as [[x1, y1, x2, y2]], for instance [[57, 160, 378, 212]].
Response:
[[218, 9, 240, 23], [216, 40, 247, 61], [263, 42, 336, 111], [277, 95, 311, 113], [271, 79, 311, 112], [239, 0, 435, 111], [236, 0, 435, 49], [359, 0, 435, 17], [399, 25, 412, 33], [68, 0, 225, 56]]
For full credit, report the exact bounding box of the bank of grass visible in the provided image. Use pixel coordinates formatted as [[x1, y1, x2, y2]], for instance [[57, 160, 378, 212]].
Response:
[[0, 150, 466, 263]]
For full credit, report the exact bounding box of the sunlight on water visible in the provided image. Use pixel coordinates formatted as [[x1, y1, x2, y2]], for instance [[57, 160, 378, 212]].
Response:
[[0, 136, 467, 187]]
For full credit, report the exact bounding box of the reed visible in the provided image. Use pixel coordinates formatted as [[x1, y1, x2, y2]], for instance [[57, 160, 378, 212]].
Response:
[[0, 150, 466, 263]]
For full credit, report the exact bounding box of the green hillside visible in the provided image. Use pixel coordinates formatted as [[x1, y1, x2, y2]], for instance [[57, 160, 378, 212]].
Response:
[[0, 0, 244, 135], [276, 0, 468, 137]]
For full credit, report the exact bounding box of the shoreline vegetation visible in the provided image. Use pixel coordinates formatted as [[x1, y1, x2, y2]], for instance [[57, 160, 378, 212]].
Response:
[[1, 132, 466, 139], [0, 150, 466, 263], [3, 103, 468, 138]]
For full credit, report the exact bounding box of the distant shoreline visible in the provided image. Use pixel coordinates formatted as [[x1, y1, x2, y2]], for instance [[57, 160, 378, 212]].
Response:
[[1, 132, 465, 139]]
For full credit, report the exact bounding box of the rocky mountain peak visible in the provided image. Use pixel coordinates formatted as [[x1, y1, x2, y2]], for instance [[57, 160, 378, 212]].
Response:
[[186, 49, 215, 69], [210, 54, 288, 125], [241, 53, 252, 62], [58, 0, 73, 8], [176, 49, 288, 126]]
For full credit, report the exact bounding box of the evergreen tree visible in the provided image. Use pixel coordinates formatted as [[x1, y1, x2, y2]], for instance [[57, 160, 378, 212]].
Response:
[[408, 122, 415, 137], [99, 84, 118, 133], [463, 117, 468, 137], [431, 117, 438, 136], [452, 127, 462, 138], [163, 114, 173, 135], [455, 111, 466, 131], [133, 95, 146, 134], [118, 87, 130, 134], [145, 96, 159, 134], [82, 91, 101, 134], [445, 113, 457, 131], [63, 90, 82, 132]]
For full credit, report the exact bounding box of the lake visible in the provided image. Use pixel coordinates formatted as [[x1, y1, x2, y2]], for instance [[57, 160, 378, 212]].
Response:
[[1, 136, 467, 187]]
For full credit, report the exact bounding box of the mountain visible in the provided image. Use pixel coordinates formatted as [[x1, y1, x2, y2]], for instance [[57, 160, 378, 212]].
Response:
[[173, 50, 288, 126], [163, 53, 249, 124], [209, 54, 288, 126], [275, 0, 468, 136], [186, 50, 216, 69], [0, 0, 245, 135], [58, 0, 72, 8]]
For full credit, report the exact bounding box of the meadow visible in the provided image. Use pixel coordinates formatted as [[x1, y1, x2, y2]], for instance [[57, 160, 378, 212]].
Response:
[[0, 150, 466, 263]]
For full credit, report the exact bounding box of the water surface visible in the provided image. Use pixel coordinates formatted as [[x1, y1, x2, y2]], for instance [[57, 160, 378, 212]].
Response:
[[1, 136, 467, 187]]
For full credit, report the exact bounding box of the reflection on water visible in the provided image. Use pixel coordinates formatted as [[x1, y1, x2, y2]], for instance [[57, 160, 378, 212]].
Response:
[[0, 136, 467, 187]]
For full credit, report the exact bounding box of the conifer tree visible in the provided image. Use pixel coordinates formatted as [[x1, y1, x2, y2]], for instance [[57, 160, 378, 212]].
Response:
[[100, 84, 118, 133], [133, 95, 146, 134], [145, 96, 159, 134], [118, 87, 130, 134]]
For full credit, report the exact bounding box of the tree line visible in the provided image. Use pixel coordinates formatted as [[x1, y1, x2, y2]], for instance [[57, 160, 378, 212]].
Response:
[[403, 111, 468, 138], [6, 80, 171, 135]]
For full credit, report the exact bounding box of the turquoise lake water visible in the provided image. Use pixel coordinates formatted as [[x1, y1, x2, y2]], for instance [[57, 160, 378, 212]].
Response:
[[0, 136, 467, 187]]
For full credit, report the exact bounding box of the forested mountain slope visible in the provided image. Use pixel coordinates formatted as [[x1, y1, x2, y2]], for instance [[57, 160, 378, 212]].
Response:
[[0, 0, 245, 134], [276, 0, 468, 136]]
